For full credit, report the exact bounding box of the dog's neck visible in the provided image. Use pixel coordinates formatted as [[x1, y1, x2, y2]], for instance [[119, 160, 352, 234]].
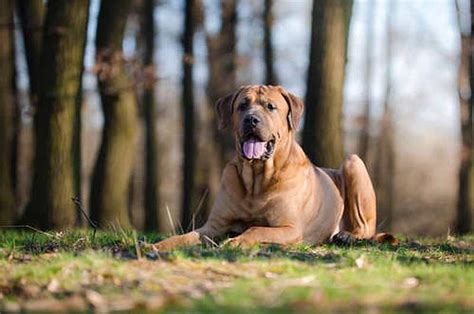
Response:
[[237, 133, 308, 196]]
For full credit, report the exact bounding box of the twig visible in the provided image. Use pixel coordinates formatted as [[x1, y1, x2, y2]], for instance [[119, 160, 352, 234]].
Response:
[[203, 235, 219, 248], [133, 230, 142, 259], [165, 204, 177, 236], [376, 218, 387, 230], [71, 197, 98, 242], [0, 225, 54, 237], [188, 189, 209, 232]]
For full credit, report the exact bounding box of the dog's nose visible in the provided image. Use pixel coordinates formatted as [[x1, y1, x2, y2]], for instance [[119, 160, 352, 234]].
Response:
[[244, 114, 261, 127]]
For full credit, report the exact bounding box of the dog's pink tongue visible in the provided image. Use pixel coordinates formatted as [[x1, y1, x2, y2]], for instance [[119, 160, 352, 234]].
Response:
[[243, 138, 266, 159]]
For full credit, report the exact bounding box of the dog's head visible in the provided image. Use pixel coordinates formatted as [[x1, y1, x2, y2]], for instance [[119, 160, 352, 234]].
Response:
[[216, 85, 304, 161]]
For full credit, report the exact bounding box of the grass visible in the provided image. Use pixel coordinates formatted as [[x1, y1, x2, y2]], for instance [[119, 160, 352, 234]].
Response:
[[0, 229, 472, 312]]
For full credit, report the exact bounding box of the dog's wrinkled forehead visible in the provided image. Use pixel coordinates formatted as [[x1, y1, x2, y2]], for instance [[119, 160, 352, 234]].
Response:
[[235, 85, 287, 108], [216, 85, 304, 130]]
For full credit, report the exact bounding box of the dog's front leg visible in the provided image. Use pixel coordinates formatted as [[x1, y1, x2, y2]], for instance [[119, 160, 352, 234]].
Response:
[[224, 226, 303, 248], [152, 218, 230, 251], [152, 223, 222, 250], [152, 230, 203, 251]]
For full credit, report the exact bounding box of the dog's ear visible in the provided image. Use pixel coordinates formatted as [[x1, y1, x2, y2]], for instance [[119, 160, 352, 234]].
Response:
[[215, 87, 244, 130], [279, 87, 304, 131]]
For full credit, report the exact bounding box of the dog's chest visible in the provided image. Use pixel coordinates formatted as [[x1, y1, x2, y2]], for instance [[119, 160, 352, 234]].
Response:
[[240, 162, 274, 196], [234, 195, 270, 222]]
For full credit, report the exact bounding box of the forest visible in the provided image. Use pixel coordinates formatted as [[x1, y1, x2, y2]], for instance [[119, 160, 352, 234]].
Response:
[[0, 0, 471, 236], [0, 0, 472, 311]]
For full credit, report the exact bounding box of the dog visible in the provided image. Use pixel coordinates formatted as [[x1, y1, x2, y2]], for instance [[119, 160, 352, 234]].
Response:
[[153, 85, 393, 250]]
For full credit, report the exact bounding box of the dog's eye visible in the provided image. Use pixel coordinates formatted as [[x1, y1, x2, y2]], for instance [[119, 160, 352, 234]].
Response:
[[238, 102, 249, 111], [267, 103, 276, 111]]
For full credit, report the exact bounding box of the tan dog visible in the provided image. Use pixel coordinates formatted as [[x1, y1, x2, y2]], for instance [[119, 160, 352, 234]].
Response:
[[154, 85, 382, 250]]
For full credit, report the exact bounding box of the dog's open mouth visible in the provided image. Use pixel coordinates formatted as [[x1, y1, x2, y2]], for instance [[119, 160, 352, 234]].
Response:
[[241, 136, 275, 160]]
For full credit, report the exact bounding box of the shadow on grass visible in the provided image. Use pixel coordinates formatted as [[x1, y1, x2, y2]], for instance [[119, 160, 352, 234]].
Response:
[[1, 230, 472, 267], [172, 244, 342, 264]]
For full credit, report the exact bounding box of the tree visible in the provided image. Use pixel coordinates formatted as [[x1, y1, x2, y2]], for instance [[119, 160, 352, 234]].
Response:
[[21, 0, 89, 228], [263, 0, 277, 85], [454, 0, 472, 234], [16, 0, 45, 108], [198, 0, 238, 224], [374, 0, 396, 231], [15, 0, 45, 212], [206, 0, 238, 164], [141, 0, 160, 231], [358, 0, 375, 162], [90, 0, 137, 228], [181, 0, 198, 230], [72, 10, 90, 222], [302, 0, 353, 168], [0, 0, 16, 224]]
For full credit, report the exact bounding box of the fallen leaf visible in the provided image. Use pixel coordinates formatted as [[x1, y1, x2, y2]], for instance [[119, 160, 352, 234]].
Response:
[[403, 277, 420, 288], [85, 289, 107, 311], [355, 255, 365, 268], [264, 272, 278, 279], [47, 278, 60, 293]]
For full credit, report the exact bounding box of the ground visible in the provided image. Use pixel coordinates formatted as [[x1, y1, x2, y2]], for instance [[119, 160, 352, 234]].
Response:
[[0, 229, 472, 312]]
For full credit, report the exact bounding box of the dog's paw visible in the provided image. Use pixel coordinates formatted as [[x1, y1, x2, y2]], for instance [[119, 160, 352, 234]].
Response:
[[330, 231, 356, 246], [221, 237, 241, 248], [152, 236, 182, 251], [221, 236, 252, 249]]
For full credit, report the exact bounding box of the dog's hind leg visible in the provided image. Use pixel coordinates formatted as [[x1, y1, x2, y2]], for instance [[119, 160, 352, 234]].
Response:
[[339, 154, 377, 239]]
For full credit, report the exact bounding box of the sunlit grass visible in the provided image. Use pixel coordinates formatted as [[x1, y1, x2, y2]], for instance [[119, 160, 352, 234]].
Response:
[[0, 230, 472, 312]]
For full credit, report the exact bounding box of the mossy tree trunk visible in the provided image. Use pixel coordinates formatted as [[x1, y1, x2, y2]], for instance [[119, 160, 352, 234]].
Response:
[[72, 6, 90, 225], [0, 0, 16, 224], [21, 0, 89, 229], [302, 0, 353, 168], [90, 0, 137, 229], [263, 0, 277, 85], [141, 0, 160, 231]]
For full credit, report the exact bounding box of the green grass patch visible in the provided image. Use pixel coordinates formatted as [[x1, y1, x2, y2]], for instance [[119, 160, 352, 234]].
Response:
[[0, 230, 472, 312]]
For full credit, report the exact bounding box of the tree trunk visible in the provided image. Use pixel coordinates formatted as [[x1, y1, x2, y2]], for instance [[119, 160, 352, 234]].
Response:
[[206, 0, 237, 163], [11, 17, 19, 205], [374, 0, 395, 231], [16, 0, 45, 217], [263, 0, 277, 85], [73, 4, 90, 225], [21, 0, 89, 229], [374, 111, 395, 231], [181, 0, 198, 230], [454, 0, 473, 234], [200, 0, 238, 225], [358, 0, 374, 162], [302, 0, 353, 168], [141, 0, 160, 231], [0, 0, 16, 224], [16, 0, 45, 108], [90, 0, 137, 229]]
